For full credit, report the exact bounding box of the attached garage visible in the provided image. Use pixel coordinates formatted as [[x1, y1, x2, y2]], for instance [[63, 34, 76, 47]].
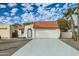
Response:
[[33, 21, 60, 39]]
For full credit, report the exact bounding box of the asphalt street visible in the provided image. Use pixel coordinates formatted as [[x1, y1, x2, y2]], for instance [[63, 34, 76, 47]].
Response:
[[0, 38, 31, 56]]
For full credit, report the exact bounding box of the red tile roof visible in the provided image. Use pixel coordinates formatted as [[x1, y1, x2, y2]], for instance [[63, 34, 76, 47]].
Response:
[[18, 25, 24, 30], [33, 21, 59, 29]]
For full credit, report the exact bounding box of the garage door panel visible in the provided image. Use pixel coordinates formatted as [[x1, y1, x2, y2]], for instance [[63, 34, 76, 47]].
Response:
[[35, 29, 60, 38]]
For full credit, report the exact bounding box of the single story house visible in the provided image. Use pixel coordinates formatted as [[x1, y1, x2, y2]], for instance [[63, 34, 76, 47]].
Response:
[[33, 21, 60, 39]]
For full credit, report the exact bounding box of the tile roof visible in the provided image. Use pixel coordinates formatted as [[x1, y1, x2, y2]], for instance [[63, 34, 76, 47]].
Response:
[[33, 21, 59, 29]]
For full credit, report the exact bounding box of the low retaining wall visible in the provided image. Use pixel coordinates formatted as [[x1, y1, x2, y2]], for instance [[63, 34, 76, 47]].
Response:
[[61, 32, 72, 39]]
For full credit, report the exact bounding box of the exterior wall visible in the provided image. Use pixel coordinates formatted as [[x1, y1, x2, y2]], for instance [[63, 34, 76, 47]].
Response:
[[23, 24, 60, 39], [23, 24, 34, 38], [0, 24, 11, 39], [33, 29, 60, 39], [18, 30, 22, 37], [61, 32, 72, 39]]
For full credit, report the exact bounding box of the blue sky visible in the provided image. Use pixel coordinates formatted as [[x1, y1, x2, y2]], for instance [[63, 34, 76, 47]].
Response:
[[0, 3, 77, 24]]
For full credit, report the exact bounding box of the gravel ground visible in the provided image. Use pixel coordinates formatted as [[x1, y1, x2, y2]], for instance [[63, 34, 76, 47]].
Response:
[[60, 39, 79, 50], [0, 38, 32, 56]]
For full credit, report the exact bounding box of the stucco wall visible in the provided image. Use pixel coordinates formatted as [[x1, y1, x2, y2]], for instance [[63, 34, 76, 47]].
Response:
[[24, 24, 60, 39], [61, 32, 72, 39], [0, 24, 11, 39], [23, 24, 34, 38]]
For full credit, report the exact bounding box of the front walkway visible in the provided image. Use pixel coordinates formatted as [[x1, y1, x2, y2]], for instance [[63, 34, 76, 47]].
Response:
[[12, 38, 79, 56]]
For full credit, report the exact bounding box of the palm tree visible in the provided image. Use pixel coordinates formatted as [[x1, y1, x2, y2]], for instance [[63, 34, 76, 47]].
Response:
[[64, 8, 77, 41], [77, 3, 79, 40]]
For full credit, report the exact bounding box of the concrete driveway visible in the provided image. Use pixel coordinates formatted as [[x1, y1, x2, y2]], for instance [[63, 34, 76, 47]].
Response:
[[12, 38, 79, 56]]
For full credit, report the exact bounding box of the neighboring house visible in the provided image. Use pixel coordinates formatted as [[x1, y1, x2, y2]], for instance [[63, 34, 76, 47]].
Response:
[[0, 24, 11, 39], [33, 21, 60, 39], [17, 25, 24, 38], [0, 24, 22, 39]]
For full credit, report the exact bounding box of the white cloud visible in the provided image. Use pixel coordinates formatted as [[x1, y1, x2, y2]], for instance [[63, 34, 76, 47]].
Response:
[[21, 13, 28, 20], [6, 17, 13, 24], [6, 17, 12, 21], [22, 8, 26, 12], [21, 12, 36, 22], [50, 8, 57, 12], [0, 16, 8, 23], [0, 16, 5, 22], [26, 5, 33, 11], [0, 3, 76, 24], [22, 3, 52, 12], [37, 7, 44, 14], [10, 8, 18, 16], [56, 4, 60, 7], [21, 3, 27, 7], [0, 4, 6, 8], [4, 12, 9, 16], [14, 16, 23, 24], [69, 3, 76, 8], [21, 3, 33, 11], [7, 3, 17, 7], [59, 8, 62, 11], [37, 5, 61, 21], [20, 4, 54, 21], [21, 3, 73, 22], [0, 16, 14, 24], [11, 8, 18, 13], [13, 16, 20, 23], [63, 3, 69, 9], [41, 3, 52, 7], [13, 16, 20, 19], [33, 3, 41, 6]]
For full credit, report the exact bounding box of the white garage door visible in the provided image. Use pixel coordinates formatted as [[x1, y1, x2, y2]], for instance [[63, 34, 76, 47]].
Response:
[[34, 29, 60, 39]]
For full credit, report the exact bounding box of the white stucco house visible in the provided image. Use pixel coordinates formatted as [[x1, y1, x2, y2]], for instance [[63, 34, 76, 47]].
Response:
[[18, 21, 60, 39], [23, 21, 60, 38], [33, 21, 60, 39]]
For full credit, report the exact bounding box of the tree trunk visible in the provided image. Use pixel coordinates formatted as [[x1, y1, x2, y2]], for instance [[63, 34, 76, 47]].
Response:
[[77, 12, 79, 40], [71, 17, 77, 41], [77, 3, 79, 40]]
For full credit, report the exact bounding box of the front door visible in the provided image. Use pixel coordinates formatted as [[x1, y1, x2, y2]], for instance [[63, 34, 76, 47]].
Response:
[[12, 30, 18, 38]]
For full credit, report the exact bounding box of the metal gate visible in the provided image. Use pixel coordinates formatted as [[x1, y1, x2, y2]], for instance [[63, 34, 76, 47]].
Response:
[[27, 28, 32, 38]]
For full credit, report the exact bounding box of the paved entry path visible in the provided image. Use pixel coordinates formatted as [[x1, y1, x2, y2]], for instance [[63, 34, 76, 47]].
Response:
[[12, 39, 79, 56]]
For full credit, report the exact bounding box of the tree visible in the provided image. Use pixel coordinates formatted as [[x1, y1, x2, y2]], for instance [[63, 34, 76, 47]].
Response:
[[77, 3, 79, 40], [64, 8, 77, 41], [23, 22, 33, 26], [12, 24, 22, 29], [57, 18, 69, 32]]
